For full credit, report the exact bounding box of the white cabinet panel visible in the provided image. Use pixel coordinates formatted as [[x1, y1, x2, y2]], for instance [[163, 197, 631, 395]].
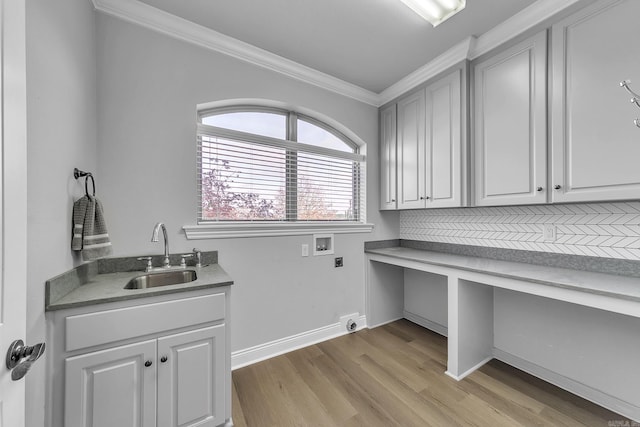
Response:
[[157, 325, 225, 427], [551, 0, 640, 202], [397, 90, 426, 209], [426, 69, 463, 208], [380, 104, 397, 210], [474, 31, 547, 206], [66, 293, 225, 352], [392, 68, 465, 210], [65, 340, 157, 427]]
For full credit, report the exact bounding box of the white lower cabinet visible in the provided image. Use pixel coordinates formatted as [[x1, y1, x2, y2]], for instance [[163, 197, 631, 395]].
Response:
[[65, 340, 157, 427], [157, 326, 226, 427], [65, 325, 225, 427], [48, 288, 231, 427]]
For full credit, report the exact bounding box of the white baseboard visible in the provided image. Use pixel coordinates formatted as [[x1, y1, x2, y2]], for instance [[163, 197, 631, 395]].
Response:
[[367, 315, 404, 329], [493, 349, 640, 422], [445, 356, 493, 381], [403, 311, 448, 337], [231, 314, 367, 370]]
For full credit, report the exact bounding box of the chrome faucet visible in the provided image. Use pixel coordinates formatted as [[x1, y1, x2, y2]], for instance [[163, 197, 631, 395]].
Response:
[[151, 222, 170, 268], [193, 248, 202, 267]]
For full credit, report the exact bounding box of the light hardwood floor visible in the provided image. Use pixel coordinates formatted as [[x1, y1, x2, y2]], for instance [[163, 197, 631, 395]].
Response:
[[232, 319, 630, 426]]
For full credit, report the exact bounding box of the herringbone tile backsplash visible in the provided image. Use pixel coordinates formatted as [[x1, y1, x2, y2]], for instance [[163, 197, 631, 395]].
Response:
[[399, 202, 640, 260]]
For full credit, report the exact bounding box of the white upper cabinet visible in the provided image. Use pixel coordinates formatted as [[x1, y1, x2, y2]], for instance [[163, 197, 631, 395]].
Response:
[[551, 0, 640, 203], [473, 31, 548, 206], [393, 68, 465, 210], [397, 90, 426, 209], [379, 104, 397, 210], [425, 69, 464, 208]]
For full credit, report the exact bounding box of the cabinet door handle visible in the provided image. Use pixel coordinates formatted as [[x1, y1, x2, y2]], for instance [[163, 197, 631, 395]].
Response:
[[391, 199, 395, 202], [419, 196, 430, 200], [160, 356, 168, 363], [144, 360, 153, 367], [536, 186, 543, 192], [554, 184, 562, 190]]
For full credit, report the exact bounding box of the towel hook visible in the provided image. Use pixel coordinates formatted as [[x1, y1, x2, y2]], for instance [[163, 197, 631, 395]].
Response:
[[620, 80, 640, 128], [620, 80, 640, 99], [74, 168, 96, 197], [73, 167, 91, 180]]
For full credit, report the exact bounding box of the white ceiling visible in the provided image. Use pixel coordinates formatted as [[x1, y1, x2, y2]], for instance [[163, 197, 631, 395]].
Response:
[[136, 0, 536, 93]]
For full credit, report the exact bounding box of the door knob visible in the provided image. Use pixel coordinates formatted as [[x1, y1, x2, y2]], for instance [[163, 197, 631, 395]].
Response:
[[5, 340, 46, 381]]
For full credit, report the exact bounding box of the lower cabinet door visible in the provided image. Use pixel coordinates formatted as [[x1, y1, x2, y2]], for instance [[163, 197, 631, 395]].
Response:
[[65, 339, 157, 427], [157, 325, 226, 427]]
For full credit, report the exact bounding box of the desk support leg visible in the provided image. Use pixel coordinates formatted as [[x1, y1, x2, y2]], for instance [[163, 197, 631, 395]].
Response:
[[446, 277, 494, 380]]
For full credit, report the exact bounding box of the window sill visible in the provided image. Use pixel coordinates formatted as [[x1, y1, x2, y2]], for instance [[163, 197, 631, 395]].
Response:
[[183, 222, 374, 239]]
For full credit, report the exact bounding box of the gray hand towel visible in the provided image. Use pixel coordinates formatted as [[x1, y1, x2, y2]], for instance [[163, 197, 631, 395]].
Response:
[[71, 195, 113, 260]]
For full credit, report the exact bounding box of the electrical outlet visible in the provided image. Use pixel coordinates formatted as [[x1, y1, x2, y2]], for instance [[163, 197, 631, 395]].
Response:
[[543, 224, 556, 242], [334, 257, 343, 267], [301, 244, 309, 257], [340, 313, 359, 333]]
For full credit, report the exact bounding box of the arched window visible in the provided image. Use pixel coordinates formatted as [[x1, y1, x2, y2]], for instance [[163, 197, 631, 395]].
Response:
[[197, 106, 365, 224]]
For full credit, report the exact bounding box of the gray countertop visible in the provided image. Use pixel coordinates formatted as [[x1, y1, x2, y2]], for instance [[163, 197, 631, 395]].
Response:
[[46, 258, 233, 311], [366, 247, 640, 302]]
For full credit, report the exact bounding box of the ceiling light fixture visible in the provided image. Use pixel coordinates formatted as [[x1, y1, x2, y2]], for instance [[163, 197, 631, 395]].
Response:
[[399, 0, 466, 27]]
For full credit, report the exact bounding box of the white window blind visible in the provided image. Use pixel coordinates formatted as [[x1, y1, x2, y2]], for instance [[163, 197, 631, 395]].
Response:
[[197, 123, 365, 223]]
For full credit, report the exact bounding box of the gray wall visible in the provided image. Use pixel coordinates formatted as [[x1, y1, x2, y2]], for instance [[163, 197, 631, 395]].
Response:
[[24, 3, 397, 426], [94, 14, 396, 353], [26, 0, 98, 426], [494, 289, 640, 407]]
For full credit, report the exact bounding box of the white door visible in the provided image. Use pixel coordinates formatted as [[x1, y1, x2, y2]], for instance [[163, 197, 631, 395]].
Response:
[[551, 0, 640, 203], [397, 90, 426, 209], [379, 104, 397, 210], [0, 0, 29, 426], [425, 69, 463, 208], [65, 340, 158, 427], [473, 31, 547, 206], [157, 325, 225, 427]]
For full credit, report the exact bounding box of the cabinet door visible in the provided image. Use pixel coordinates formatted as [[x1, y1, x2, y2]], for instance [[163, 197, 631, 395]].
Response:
[[157, 325, 226, 427], [473, 31, 547, 206], [397, 90, 426, 209], [426, 69, 463, 208], [551, 0, 640, 203], [65, 340, 157, 427], [380, 104, 397, 210]]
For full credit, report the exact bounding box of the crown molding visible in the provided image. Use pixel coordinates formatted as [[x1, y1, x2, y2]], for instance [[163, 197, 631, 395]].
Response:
[[379, 0, 584, 103], [91, 0, 380, 106], [469, 0, 584, 59], [378, 36, 475, 106], [93, 0, 585, 108]]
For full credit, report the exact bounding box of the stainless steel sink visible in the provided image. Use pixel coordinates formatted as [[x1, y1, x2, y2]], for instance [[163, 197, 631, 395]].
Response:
[[124, 270, 197, 289]]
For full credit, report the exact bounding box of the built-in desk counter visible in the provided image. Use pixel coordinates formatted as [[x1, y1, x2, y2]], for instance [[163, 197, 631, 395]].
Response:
[[365, 245, 640, 421]]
